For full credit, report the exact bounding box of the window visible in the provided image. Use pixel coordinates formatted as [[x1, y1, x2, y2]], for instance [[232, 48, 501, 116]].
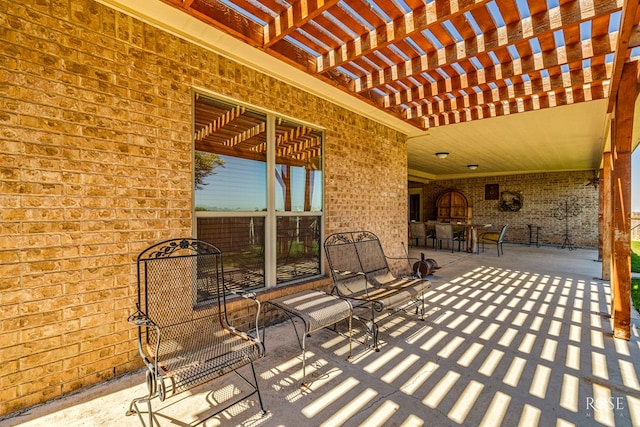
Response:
[[194, 93, 323, 293]]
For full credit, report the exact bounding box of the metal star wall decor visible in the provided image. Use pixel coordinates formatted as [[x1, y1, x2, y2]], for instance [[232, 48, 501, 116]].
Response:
[[586, 173, 600, 189]]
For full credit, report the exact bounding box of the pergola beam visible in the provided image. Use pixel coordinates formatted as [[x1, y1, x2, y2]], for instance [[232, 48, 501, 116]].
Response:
[[384, 62, 611, 109], [606, 0, 640, 113], [422, 82, 608, 128], [402, 64, 611, 118]]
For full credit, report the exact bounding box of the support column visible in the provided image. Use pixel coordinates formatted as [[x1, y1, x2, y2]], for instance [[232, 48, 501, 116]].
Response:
[[598, 161, 613, 274], [611, 61, 637, 340], [601, 154, 612, 281], [598, 166, 604, 262]]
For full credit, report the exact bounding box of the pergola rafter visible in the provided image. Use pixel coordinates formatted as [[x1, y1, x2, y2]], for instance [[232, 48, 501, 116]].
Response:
[[403, 63, 611, 118], [264, 0, 340, 47], [163, 0, 637, 131], [354, 17, 616, 93], [383, 60, 611, 109], [423, 81, 609, 127]]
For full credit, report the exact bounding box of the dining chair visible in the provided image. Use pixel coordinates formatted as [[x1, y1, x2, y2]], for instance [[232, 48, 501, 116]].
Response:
[[478, 224, 509, 256], [435, 222, 462, 252]]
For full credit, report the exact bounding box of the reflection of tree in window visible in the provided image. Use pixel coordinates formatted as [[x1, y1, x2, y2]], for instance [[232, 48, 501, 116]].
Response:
[[194, 151, 224, 190], [275, 119, 322, 212], [275, 119, 322, 282], [194, 95, 267, 212]]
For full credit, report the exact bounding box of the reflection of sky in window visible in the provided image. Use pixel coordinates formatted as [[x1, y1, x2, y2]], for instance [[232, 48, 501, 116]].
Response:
[[195, 155, 267, 211], [195, 155, 322, 212], [275, 165, 323, 212]]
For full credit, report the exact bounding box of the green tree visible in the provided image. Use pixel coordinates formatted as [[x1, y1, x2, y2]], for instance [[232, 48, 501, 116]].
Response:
[[195, 151, 225, 190]]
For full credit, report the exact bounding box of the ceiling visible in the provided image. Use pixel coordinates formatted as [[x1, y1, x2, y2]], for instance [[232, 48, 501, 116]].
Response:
[[101, 0, 640, 180]]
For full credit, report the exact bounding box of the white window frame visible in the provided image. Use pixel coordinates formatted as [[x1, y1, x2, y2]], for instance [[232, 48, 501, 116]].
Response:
[[192, 90, 325, 289]]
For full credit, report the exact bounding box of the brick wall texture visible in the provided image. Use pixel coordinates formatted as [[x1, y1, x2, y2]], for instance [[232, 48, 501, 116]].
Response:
[[410, 170, 599, 247], [0, 0, 409, 416]]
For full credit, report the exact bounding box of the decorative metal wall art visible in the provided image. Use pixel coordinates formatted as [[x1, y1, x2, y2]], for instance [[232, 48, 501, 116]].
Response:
[[552, 195, 582, 250], [586, 172, 599, 189], [499, 191, 523, 212]]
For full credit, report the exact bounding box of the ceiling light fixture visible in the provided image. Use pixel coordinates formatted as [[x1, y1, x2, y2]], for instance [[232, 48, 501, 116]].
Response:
[[435, 152, 449, 159], [467, 164, 479, 170]]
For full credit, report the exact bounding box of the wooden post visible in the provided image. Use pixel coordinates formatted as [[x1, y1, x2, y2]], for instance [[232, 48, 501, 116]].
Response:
[[597, 166, 604, 262], [598, 169, 604, 262], [611, 61, 637, 340], [601, 154, 612, 281]]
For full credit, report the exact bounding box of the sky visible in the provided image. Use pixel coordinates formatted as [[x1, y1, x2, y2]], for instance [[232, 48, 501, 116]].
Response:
[[195, 155, 322, 212], [634, 148, 640, 213]]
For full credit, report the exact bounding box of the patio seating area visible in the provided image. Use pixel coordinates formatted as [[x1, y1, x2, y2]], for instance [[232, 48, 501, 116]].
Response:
[[3, 243, 640, 427]]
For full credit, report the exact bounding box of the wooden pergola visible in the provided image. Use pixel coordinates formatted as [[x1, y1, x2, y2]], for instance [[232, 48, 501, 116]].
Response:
[[162, 0, 636, 128], [150, 0, 640, 337]]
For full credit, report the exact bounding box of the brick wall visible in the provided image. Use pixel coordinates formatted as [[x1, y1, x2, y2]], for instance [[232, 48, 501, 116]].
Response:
[[0, 0, 408, 416], [410, 171, 599, 247]]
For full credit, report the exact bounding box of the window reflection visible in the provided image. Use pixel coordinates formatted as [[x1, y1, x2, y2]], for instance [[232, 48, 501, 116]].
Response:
[[194, 96, 267, 212], [275, 118, 323, 212], [194, 93, 323, 289], [276, 216, 321, 283], [197, 217, 265, 292]]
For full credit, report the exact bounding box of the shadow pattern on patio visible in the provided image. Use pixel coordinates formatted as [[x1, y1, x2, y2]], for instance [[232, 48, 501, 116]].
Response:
[[4, 248, 640, 427], [246, 264, 638, 427]]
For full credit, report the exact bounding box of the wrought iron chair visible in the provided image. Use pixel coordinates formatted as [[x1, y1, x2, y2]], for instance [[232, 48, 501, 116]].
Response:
[[426, 220, 437, 247], [324, 231, 430, 351], [478, 224, 509, 256], [126, 238, 265, 426]]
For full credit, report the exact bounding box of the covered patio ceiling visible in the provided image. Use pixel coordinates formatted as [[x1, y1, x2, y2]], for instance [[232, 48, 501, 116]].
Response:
[[103, 0, 640, 180]]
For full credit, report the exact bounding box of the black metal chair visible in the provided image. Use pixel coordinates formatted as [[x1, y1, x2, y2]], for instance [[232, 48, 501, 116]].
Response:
[[478, 224, 509, 256], [426, 220, 437, 247], [126, 238, 265, 426]]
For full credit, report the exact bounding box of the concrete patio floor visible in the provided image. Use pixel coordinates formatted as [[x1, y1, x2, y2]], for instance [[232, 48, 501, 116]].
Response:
[[3, 243, 640, 427]]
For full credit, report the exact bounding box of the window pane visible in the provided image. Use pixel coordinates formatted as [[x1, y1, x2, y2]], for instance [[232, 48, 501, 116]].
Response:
[[197, 217, 265, 292], [276, 216, 321, 283], [195, 95, 267, 212], [194, 93, 324, 289], [275, 118, 323, 212], [194, 252, 222, 305]]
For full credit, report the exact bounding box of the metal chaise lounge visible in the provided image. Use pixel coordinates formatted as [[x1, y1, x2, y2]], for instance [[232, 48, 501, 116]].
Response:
[[324, 231, 431, 351]]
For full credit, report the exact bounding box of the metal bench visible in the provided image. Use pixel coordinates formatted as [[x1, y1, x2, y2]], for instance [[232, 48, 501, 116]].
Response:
[[324, 231, 431, 351], [126, 238, 265, 426]]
